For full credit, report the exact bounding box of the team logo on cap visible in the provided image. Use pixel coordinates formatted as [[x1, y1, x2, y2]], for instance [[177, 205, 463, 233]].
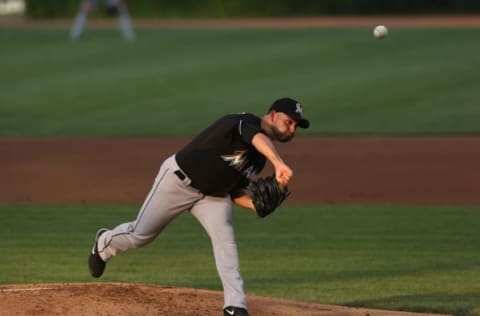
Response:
[[295, 103, 303, 116]]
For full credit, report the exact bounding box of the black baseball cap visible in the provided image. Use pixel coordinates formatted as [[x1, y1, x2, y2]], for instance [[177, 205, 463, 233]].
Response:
[[268, 97, 310, 129]]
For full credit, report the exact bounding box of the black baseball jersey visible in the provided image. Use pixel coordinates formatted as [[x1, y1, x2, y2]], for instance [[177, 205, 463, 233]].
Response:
[[175, 113, 266, 198]]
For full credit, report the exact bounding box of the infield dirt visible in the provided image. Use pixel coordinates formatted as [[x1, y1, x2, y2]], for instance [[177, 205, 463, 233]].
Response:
[[0, 283, 451, 316], [2, 136, 479, 205]]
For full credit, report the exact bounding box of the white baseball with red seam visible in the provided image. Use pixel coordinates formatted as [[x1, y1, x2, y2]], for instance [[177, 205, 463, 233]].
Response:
[[373, 25, 388, 39]]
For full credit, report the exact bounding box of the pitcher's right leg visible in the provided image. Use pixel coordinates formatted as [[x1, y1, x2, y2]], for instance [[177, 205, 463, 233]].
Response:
[[88, 155, 202, 277]]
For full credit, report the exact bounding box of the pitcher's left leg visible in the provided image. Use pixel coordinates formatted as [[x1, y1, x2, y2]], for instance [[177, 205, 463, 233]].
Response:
[[190, 196, 247, 310]]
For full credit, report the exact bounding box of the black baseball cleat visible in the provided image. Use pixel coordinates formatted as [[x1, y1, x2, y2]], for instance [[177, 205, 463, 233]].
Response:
[[223, 306, 249, 316], [88, 228, 108, 278]]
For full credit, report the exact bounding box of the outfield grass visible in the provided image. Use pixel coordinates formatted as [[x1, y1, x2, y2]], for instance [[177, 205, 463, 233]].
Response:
[[1, 204, 479, 316], [1, 27, 480, 136]]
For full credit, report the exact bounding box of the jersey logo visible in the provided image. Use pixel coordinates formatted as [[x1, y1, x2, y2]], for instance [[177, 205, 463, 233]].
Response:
[[221, 150, 259, 180], [221, 150, 248, 169]]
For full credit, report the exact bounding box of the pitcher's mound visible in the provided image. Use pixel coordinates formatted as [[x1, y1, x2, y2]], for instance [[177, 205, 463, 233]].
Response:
[[0, 282, 448, 316]]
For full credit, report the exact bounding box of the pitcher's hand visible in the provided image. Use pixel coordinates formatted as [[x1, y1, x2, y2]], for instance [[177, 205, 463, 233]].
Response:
[[274, 163, 292, 188]]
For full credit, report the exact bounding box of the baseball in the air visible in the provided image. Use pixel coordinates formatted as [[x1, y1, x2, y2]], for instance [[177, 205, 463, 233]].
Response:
[[373, 25, 388, 39]]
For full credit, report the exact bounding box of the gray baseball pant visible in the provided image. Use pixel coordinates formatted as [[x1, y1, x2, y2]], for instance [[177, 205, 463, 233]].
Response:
[[96, 155, 247, 309]]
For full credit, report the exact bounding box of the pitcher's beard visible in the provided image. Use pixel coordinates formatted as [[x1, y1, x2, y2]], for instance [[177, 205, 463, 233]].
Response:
[[271, 126, 293, 143]]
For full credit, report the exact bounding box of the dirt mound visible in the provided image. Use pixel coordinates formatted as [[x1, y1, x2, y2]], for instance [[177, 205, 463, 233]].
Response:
[[0, 283, 449, 316]]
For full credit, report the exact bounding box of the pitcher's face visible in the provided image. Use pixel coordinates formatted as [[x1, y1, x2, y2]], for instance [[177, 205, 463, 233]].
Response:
[[270, 112, 297, 142]]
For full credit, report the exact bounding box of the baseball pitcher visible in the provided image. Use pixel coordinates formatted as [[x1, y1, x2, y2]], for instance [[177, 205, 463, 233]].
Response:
[[88, 97, 310, 316]]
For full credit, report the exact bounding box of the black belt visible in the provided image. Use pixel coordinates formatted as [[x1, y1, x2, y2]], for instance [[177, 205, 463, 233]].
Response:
[[174, 169, 198, 189], [174, 170, 186, 181]]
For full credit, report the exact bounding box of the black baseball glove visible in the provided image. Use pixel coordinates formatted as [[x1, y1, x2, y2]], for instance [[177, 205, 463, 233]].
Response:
[[246, 174, 290, 218]]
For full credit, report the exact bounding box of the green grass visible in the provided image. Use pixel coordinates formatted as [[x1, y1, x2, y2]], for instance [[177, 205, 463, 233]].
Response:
[[1, 27, 480, 136], [1, 204, 479, 316]]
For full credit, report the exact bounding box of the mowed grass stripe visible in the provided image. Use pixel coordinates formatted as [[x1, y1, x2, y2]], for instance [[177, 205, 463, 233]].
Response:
[[0, 204, 479, 315], [1, 28, 480, 136]]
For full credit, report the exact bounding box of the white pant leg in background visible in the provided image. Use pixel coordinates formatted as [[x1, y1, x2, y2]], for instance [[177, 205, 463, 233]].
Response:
[[70, 10, 88, 39], [191, 196, 247, 310], [117, 5, 136, 41]]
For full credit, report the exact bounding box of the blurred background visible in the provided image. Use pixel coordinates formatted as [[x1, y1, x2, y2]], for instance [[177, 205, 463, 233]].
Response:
[[1, 1, 480, 136], [0, 0, 476, 18]]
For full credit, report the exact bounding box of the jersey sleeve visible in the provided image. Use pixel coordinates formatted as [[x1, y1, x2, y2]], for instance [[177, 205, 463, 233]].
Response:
[[229, 177, 250, 199], [237, 115, 262, 144]]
